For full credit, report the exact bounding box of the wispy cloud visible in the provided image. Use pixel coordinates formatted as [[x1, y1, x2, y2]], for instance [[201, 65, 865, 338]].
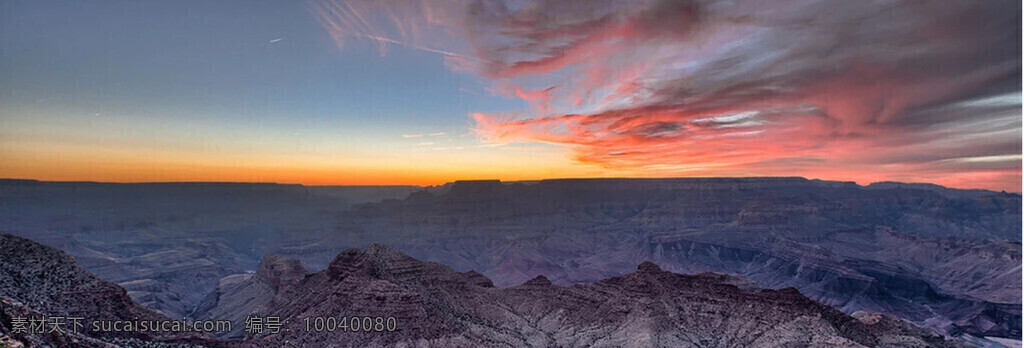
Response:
[[354, 32, 468, 58], [402, 134, 423, 138], [308, 0, 479, 60], [309, 0, 1022, 191]]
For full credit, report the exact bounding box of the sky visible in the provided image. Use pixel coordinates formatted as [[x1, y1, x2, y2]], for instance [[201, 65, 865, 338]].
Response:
[[0, 0, 1021, 191]]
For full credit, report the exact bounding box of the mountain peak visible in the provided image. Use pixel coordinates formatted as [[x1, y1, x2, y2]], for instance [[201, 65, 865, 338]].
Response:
[[365, 242, 408, 259], [637, 261, 662, 273], [523, 274, 552, 286], [327, 248, 371, 279]]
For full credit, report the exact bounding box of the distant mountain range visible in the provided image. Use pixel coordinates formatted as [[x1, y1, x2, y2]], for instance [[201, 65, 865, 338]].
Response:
[[0, 232, 968, 347], [0, 177, 1019, 344]]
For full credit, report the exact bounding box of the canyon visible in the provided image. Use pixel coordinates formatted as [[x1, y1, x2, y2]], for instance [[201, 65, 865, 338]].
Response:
[[0, 177, 1019, 344], [1, 232, 969, 347]]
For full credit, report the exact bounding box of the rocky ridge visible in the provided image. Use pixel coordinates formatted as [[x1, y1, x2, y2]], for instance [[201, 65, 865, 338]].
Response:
[[0, 232, 212, 347], [237, 244, 967, 347]]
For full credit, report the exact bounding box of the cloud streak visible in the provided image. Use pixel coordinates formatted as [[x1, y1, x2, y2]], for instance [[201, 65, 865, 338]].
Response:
[[310, 0, 1022, 191]]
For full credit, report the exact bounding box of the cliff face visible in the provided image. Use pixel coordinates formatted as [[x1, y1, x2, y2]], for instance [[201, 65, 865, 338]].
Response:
[[244, 244, 966, 348], [191, 254, 309, 338]]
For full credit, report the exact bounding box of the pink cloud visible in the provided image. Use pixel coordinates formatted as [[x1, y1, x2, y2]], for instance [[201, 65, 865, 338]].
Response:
[[309, 0, 1022, 191]]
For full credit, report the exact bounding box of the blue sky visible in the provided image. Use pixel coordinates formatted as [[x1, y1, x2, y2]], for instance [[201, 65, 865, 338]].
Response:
[[1, 0, 1020, 190], [1, 0, 593, 185], [1, 0, 519, 132]]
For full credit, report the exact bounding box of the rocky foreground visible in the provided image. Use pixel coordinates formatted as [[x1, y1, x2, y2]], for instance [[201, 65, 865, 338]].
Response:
[[1, 232, 969, 347], [219, 244, 966, 347], [0, 232, 215, 347]]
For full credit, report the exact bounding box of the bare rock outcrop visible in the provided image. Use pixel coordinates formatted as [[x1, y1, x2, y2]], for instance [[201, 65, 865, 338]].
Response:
[[192, 254, 308, 338], [0, 232, 212, 347], [243, 245, 968, 347]]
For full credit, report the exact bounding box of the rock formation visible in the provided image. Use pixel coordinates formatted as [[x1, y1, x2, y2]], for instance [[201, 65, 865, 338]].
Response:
[[0, 231, 214, 347], [240, 244, 967, 347]]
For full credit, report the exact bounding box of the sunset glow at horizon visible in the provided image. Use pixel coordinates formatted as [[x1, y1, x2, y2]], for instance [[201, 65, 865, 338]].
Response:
[[1, 0, 1021, 191]]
